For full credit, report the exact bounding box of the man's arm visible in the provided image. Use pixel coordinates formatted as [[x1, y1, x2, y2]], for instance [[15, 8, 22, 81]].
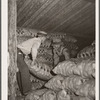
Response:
[[31, 40, 41, 64], [63, 48, 70, 60]]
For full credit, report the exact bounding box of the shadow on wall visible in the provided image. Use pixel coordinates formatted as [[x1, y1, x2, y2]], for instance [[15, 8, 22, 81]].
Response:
[[75, 36, 94, 52]]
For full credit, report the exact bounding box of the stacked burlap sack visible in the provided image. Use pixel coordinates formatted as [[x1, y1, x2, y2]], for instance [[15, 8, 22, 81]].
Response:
[[17, 28, 95, 100], [24, 57, 95, 100], [45, 57, 95, 100], [24, 39, 95, 100], [77, 42, 95, 59]]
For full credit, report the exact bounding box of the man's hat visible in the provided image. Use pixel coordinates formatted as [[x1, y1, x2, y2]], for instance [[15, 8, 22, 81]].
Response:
[[52, 38, 63, 46], [37, 31, 47, 36]]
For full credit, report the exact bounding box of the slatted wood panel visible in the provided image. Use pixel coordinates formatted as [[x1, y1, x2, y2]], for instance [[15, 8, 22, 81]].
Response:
[[17, 0, 95, 38]]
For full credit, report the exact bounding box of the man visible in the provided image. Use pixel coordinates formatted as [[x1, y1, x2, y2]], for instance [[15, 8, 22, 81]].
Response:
[[17, 31, 47, 62], [17, 31, 47, 95], [52, 38, 70, 66]]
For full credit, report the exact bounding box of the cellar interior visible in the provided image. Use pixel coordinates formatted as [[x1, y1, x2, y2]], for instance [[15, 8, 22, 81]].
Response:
[[8, 0, 95, 100]]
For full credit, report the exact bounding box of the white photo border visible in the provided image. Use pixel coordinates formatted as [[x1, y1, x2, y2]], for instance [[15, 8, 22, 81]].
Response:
[[1, 0, 99, 100]]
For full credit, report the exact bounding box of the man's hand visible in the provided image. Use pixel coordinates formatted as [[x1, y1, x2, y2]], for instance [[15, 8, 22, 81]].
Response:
[[17, 48, 24, 62]]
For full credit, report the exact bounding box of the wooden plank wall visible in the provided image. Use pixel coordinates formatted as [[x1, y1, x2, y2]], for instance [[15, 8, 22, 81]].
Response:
[[17, 0, 95, 39], [8, 0, 17, 99]]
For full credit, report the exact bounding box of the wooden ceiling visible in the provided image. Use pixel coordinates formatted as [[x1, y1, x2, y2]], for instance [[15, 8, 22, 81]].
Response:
[[17, 0, 95, 39]]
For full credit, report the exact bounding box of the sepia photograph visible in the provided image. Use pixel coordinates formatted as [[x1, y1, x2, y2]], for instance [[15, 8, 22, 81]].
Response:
[[1, 0, 99, 100]]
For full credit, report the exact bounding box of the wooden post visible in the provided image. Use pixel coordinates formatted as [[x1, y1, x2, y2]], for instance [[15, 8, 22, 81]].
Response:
[[8, 0, 17, 100]]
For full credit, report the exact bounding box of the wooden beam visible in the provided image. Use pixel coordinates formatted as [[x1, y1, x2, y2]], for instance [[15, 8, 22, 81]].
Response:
[[8, 0, 17, 100]]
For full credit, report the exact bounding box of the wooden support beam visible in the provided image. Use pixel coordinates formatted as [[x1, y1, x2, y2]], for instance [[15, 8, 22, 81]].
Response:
[[8, 0, 17, 100], [84, 0, 95, 3]]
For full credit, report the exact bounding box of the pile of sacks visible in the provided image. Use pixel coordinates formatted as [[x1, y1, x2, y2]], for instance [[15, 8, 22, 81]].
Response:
[[25, 57, 95, 100], [16, 27, 95, 100]]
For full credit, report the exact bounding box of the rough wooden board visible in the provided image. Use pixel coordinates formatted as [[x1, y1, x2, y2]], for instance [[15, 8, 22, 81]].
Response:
[[8, 0, 17, 100]]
